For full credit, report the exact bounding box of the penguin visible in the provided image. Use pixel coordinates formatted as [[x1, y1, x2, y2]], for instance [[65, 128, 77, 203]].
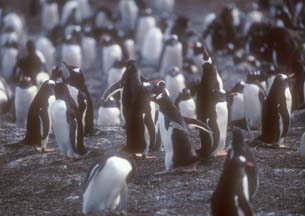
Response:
[[36, 71, 50, 89], [41, 0, 59, 33], [36, 36, 56, 72], [227, 128, 258, 199], [228, 81, 247, 130], [94, 6, 113, 29], [196, 46, 227, 157], [82, 156, 135, 214], [211, 155, 255, 216], [63, 63, 94, 135], [159, 34, 183, 77], [102, 60, 156, 157], [15, 80, 55, 151], [81, 26, 97, 71], [152, 0, 175, 14], [15, 76, 38, 128], [61, 33, 82, 68], [258, 74, 292, 147], [0, 26, 18, 49], [0, 76, 13, 116], [1, 39, 18, 81], [175, 88, 196, 119], [101, 35, 123, 75], [61, 0, 80, 26], [97, 98, 121, 127], [49, 81, 86, 159], [2, 12, 24, 42], [165, 66, 186, 101], [118, 0, 139, 31], [107, 60, 126, 88], [140, 24, 163, 66], [135, 8, 156, 51], [300, 132, 305, 160], [150, 84, 212, 172]]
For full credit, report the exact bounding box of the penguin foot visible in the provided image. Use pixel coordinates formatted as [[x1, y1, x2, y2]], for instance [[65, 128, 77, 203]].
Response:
[[142, 154, 156, 159], [34, 146, 54, 153], [215, 150, 227, 157], [154, 170, 171, 175], [272, 144, 289, 149]]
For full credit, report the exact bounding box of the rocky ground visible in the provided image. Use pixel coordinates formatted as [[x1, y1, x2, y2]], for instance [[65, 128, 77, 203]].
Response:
[[1, 0, 305, 215]]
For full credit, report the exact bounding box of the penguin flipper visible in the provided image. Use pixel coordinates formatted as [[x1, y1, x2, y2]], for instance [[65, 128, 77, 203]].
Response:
[[169, 121, 190, 135], [40, 108, 50, 140], [237, 193, 254, 216], [102, 80, 123, 101], [144, 109, 156, 150]]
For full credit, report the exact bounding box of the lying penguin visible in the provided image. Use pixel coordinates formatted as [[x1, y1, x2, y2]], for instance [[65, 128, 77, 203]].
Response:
[[82, 156, 135, 215]]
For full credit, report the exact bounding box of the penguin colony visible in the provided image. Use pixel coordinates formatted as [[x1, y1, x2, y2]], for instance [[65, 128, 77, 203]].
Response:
[[0, 0, 304, 215]]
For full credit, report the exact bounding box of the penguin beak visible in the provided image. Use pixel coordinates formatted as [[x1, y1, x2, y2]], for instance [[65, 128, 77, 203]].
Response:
[[246, 161, 255, 168], [229, 92, 238, 97], [288, 73, 295, 79]]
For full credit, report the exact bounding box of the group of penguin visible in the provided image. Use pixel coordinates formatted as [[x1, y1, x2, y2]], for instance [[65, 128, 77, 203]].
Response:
[[0, 0, 305, 215]]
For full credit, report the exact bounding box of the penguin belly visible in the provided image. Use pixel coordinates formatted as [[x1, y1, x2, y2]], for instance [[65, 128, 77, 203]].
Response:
[[36, 37, 56, 72], [136, 16, 156, 50], [50, 100, 77, 158], [97, 107, 121, 126], [244, 84, 262, 130], [165, 74, 186, 101], [285, 87, 292, 114], [83, 157, 132, 214], [41, 2, 59, 32], [62, 44, 82, 68], [2, 47, 18, 81], [141, 27, 162, 65], [158, 113, 174, 171], [81, 36, 96, 70], [178, 99, 196, 119], [231, 93, 244, 121], [107, 67, 125, 87], [212, 101, 228, 156], [0, 90, 8, 113], [160, 44, 183, 76], [300, 132, 305, 160], [102, 45, 123, 75], [36, 72, 50, 89], [15, 86, 37, 128]]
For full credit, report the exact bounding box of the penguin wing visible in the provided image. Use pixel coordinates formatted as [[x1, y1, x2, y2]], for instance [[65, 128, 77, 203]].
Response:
[[144, 106, 156, 148], [169, 120, 190, 135], [66, 111, 78, 154], [40, 107, 50, 140], [279, 102, 290, 137], [102, 80, 123, 101], [237, 193, 254, 216]]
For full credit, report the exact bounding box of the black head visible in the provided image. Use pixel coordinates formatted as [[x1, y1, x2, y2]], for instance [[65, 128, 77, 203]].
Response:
[[100, 97, 119, 108], [26, 40, 35, 54], [62, 62, 85, 89], [183, 59, 198, 74], [202, 44, 212, 65], [230, 81, 245, 93], [178, 88, 192, 101], [18, 75, 34, 88], [113, 60, 126, 69], [165, 34, 179, 45], [231, 127, 245, 154], [269, 74, 288, 93], [167, 67, 180, 77], [50, 65, 63, 81], [54, 81, 69, 100], [37, 80, 55, 101]]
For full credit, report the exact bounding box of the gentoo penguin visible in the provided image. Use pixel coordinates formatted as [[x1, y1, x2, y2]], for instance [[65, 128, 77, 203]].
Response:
[[101, 35, 123, 76], [36, 36, 56, 72], [211, 155, 255, 216], [0, 26, 18, 49], [243, 75, 266, 130], [97, 98, 121, 127], [16, 80, 55, 151], [36, 71, 50, 89], [228, 81, 247, 130], [41, 0, 59, 33], [159, 35, 183, 77], [15, 76, 38, 128], [196, 46, 227, 157], [107, 60, 126, 88], [81, 26, 97, 71], [63, 63, 94, 135], [0, 77, 13, 116], [102, 60, 156, 157], [140, 24, 163, 66], [300, 132, 305, 160], [118, 0, 139, 31], [1, 39, 18, 81], [175, 88, 196, 119], [2, 12, 24, 42], [49, 81, 86, 159], [94, 6, 113, 29], [165, 67, 186, 101], [82, 156, 135, 214], [227, 128, 258, 199], [150, 84, 212, 172], [61, 32, 82, 68], [13, 40, 46, 84], [135, 8, 156, 51], [258, 74, 292, 147]]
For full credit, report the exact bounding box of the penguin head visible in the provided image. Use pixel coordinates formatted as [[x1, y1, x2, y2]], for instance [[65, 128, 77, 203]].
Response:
[[167, 67, 180, 77], [100, 97, 119, 108], [230, 81, 245, 94], [113, 60, 126, 69], [63, 62, 85, 88], [26, 40, 36, 54], [50, 65, 64, 82], [38, 80, 56, 99], [231, 127, 246, 156], [140, 8, 152, 16], [18, 75, 34, 88], [179, 88, 192, 100], [183, 59, 199, 74], [4, 38, 18, 49], [54, 81, 69, 100], [165, 34, 179, 45], [202, 45, 212, 65]]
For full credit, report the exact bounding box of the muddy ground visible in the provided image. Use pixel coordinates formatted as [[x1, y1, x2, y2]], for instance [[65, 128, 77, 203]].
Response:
[[1, 0, 305, 215]]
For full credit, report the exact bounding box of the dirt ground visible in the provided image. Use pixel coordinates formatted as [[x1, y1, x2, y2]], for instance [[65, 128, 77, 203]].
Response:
[[0, 0, 305, 216]]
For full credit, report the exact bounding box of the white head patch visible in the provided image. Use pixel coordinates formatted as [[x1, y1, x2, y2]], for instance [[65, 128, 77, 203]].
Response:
[[202, 57, 212, 65]]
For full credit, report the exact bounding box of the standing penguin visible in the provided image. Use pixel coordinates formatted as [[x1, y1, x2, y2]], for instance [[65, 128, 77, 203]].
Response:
[[211, 155, 255, 216], [196, 46, 227, 157], [0, 77, 13, 116], [165, 66, 186, 101], [228, 81, 247, 130], [258, 74, 292, 147], [175, 88, 196, 119], [107, 60, 126, 88], [15, 76, 38, 128], [36, 36, 56, 72], [159, 34, 183, 77], [97, 98, 121, 127], [227, 128, 258, 199], [61, 32, 82, 68], [81, 26, 97, 71], [16, 80, 55, 152], [41, 0, 59, 33], [151, 84, 212, 173], [82, 156, 135, 214], [118, 0, 139, 31], [49, 81, 86, 159], [102, 60, 156, 157]]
